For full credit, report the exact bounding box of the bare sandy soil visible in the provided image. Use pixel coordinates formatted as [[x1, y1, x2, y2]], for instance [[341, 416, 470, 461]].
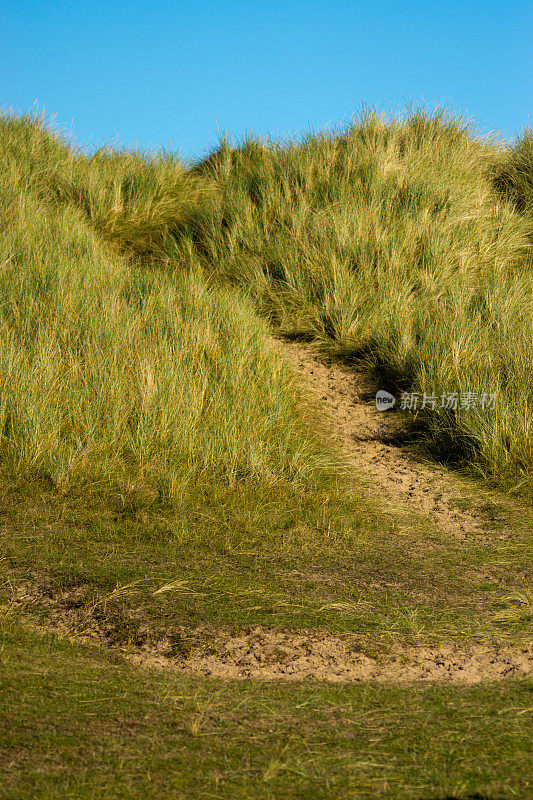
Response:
[[10, 604, 533, 685], [128, 627, 532, 684], [275, 337, 516, 539]]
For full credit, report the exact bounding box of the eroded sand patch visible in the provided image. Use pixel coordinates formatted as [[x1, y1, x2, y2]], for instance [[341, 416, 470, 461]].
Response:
[[275, 338, 518, 539], [125, 627, 532, 684], [7, 585, 531, 685]]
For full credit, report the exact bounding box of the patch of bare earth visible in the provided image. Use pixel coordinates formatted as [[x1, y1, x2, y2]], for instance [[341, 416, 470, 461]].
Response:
[[130, 628, 532, 684], [5, 586, 532, 684], [275, 337, 521, 539]]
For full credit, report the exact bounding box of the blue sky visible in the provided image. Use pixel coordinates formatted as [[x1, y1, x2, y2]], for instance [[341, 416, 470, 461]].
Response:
[[1, 1, 531, 161]]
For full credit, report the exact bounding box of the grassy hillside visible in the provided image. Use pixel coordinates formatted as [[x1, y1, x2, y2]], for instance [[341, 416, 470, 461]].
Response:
[[0, 113, 333, 506], [189, 114, 533, 495], [2, 110, 532, 497], [1, 109, 532, 799]]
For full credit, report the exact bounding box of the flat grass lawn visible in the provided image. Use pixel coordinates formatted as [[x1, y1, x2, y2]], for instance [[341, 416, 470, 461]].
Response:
[[1, 623, 531, 800]]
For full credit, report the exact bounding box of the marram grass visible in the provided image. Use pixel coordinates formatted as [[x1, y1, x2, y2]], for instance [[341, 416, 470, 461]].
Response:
[[190, 112, 533, 495], [1, 109, 532, 499], [0, 122, 333, 501]]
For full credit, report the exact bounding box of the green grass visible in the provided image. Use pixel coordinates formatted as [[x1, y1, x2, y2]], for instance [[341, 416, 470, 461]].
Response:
[[1, 108, 532, 799], [491, 129, 533, 217], [0, 111, 216, 263], [2, 426, 530, 799], [1, 477, 532, 646], [188, 112, 533, 496], [1, 623, 531, 800], [2, 108, 533, 497], [0, 115, 335, 504]]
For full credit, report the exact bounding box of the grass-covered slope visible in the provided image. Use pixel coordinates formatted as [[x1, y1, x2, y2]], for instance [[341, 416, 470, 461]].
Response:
[[0, 109, 532, 500], [190, 113, 533, 495], [0, 114, 332, 503]]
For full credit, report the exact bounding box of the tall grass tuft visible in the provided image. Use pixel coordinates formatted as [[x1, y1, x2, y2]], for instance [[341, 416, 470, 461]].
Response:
[[0, 114, 333, 503], [0, 111, 217, 264], [491, 130, 533, 217]]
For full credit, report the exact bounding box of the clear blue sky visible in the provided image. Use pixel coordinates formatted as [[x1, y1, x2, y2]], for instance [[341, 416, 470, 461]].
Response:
[[1, 1, 531, 162]]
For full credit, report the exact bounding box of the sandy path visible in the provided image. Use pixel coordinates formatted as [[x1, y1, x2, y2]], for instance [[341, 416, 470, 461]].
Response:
[[275, 337, 513, 539]]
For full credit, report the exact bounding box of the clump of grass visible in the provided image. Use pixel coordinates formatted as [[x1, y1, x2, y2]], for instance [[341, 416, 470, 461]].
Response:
[[0, 111, 217, 264], [0, 114, 333, 503], [189, 111, 533, 495], [491, 129, 533, 216]]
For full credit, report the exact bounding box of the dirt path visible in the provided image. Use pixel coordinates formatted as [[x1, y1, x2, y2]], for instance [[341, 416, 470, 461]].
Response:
[[135, 344, 530, 683], [276, 337, 516, 539]]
